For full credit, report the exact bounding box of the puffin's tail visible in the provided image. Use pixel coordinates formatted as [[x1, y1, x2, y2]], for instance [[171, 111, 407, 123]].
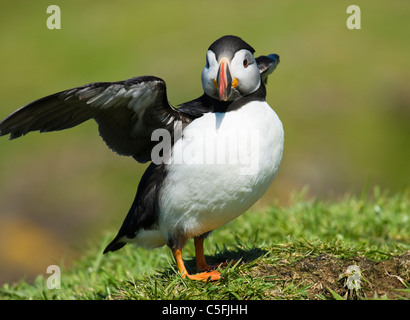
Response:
[[103, 163, 162, 255], [103, 237, 126, 254]]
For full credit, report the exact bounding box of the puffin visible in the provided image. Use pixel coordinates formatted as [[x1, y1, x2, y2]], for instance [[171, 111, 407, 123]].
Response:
[[0, 35, 284, 281]]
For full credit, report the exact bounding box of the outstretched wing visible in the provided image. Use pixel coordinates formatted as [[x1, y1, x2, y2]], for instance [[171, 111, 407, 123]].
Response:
[[256, 54, 280, 84], [0, 76, 193, 162]]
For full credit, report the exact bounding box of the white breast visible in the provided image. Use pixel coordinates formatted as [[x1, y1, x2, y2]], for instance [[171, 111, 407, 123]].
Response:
[[158, 101, 284, 241]]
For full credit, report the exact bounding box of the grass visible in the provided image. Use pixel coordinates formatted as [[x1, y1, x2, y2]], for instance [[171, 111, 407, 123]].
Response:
[[1, 188, 409, 300]]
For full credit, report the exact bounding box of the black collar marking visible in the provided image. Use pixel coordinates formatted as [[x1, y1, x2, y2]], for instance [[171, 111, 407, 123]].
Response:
[[178, 82, 266, 115]]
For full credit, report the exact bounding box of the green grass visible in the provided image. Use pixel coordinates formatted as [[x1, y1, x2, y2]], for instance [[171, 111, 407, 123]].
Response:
[[1, 188, 409, 300]]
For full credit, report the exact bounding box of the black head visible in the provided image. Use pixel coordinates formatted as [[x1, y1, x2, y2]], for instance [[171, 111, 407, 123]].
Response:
[[208, 35, 255, 61], [202, 35, 260, 101]]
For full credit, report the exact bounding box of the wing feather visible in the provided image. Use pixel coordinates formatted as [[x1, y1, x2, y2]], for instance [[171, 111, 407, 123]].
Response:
[[0, 76, 194, 162]]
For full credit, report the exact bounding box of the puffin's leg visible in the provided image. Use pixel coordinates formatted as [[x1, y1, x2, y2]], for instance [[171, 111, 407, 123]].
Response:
[[194, 235, 241, 271], [194, 236, 214, 271], [172, 248, 220, 281]]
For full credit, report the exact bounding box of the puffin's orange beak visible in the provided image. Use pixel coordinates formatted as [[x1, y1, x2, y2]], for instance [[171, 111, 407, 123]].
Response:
[[216, 58, 232, 101]]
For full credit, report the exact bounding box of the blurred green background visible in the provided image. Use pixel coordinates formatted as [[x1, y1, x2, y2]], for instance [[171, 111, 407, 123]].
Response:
[[0, 0, 409, 285]]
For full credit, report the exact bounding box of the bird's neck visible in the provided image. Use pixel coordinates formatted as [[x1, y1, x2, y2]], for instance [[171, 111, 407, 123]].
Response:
[[204, 83, 267, 113]]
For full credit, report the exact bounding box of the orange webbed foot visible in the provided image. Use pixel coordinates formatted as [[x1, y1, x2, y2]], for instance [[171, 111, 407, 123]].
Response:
[[183, 269, 221, 281], [174, 248, 222, 282]]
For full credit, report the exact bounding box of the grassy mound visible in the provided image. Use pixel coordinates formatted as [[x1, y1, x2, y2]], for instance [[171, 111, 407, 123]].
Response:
[[1, 188, 409, 300]]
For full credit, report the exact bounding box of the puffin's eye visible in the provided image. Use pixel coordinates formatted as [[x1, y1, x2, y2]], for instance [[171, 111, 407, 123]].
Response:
[[243, 59, 249, 68]]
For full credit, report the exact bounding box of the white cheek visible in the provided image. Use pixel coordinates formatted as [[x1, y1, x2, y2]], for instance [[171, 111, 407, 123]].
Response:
[[201, 51, 219, 97], [233, 65, 261, 95], [201, 67, 217, 97]]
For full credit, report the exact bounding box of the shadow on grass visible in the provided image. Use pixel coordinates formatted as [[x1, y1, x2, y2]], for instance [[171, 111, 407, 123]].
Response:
[[158, 244, 269, 279], [111, 245, 271, 299]]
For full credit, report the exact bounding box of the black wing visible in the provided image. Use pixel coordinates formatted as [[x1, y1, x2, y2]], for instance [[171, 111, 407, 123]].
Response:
[[256, 54, 280, 84], [0, 76, 194, 162]]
